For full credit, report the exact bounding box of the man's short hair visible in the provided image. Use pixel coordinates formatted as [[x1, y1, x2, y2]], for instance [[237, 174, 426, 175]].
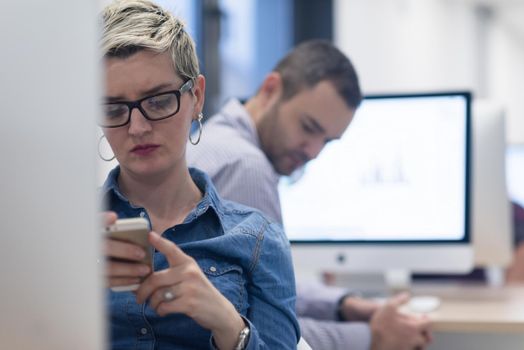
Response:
[[101, 0, 199, 81], [274, 40, 362, 109]]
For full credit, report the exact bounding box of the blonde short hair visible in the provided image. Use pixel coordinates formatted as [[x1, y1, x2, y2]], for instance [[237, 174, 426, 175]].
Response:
[[101, 0, 199, 81]]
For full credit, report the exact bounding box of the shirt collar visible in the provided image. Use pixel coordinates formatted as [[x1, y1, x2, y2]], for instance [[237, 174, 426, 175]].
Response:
[[101, 166, 127, 204], [218, 98, 282, 184], [219, 98, 261, 148], [101, 166, 226, 226]]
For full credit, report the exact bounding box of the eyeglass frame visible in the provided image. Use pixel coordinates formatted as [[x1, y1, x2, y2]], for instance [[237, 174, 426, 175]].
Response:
[[100, 78, 194, 128]]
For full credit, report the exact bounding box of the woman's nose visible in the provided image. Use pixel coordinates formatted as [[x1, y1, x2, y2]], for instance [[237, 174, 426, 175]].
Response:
[[127, 108, 152, 135]]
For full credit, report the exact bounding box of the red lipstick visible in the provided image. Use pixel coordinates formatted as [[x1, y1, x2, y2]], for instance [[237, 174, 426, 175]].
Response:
[[131, 144, 159, 156]]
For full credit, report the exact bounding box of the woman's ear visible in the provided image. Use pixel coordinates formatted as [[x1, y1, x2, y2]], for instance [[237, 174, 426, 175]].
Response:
[[192, 74, 206, 119]]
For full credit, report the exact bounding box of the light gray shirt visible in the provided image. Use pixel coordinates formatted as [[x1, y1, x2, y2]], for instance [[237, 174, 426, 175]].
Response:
[[187, 99, 282, 224], [187, 99, 371, 350]]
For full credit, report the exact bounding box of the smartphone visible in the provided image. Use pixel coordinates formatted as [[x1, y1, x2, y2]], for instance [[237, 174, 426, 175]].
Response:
[[105, 217, 153, 292]]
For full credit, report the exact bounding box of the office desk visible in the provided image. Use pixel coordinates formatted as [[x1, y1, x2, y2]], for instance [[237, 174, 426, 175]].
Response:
[[407, 283, 524, 349]]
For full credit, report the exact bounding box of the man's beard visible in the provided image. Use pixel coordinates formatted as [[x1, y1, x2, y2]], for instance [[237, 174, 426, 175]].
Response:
[[258, 103, 311, 175]]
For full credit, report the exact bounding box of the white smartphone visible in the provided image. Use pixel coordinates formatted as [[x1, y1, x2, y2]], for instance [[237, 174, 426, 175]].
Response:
[[105, 217, 153, 292]]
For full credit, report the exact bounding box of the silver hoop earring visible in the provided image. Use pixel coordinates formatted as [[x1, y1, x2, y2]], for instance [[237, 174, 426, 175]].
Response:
[[98, 134, 116, 161], [189, 112, 203, 145]]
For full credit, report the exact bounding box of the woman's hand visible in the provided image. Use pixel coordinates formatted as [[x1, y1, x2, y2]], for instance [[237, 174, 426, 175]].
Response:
[[135, 231, 245, 350], [102, 211, 151, 288]]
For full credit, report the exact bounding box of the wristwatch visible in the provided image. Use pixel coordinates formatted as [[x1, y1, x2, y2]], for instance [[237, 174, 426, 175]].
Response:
[[234, 325, 250, 350]]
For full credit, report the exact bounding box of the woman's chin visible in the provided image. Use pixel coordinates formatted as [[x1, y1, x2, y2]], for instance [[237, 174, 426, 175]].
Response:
[[123, 161, 165, 177]]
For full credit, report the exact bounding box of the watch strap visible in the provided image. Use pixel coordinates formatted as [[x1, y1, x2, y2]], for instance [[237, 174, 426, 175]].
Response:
[[234, 325, 250, 350]]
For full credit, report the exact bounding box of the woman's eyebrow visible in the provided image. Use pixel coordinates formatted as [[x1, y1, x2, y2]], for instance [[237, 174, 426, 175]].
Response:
[[105, 83, 177, 102], [140, 83, 177, 96]]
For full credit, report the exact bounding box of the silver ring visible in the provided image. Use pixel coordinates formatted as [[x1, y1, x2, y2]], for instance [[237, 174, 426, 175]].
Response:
[[163, 289, 175, 302]]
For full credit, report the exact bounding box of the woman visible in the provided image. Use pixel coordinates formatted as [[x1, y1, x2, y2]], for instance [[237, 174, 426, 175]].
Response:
[[99, 1, 299, 349]]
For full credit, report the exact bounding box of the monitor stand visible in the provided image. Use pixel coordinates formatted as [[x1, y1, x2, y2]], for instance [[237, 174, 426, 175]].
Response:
[[323, 269, 413, 296], [485, 266, 505, 287], [384, 269, 412, 293], [329, 267, 505, 297]]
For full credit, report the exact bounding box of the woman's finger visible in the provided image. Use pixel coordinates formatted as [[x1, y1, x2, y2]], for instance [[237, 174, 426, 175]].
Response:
[[156, 296, 190, 318], [105, 238, 147, 262], [108, 277, 142, 288], [106, 260, 150, 278], [149, 231, 190, 266], [135, 265, 188, 304], [101, 211, 118, 227], [148, 283, 183, 310]]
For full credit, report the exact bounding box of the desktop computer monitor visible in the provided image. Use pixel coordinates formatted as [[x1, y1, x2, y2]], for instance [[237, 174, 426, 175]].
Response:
[[471, 101, 513, 268], [0, 2, 105, 349], [507, 144, 524, 208], [279, 92, 474, 285]]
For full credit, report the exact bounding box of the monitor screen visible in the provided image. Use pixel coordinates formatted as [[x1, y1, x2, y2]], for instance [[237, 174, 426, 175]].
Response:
[[279, 92, 471, 244], [507, 144, 524, 208]]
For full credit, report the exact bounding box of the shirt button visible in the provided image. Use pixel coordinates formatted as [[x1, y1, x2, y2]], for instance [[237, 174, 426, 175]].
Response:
[[140, 328, 148, 335], [209, 266, 217, 272]]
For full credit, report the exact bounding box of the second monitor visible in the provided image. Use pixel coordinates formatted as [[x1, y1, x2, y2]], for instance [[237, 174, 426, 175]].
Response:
[[280, 91, 474, 282]]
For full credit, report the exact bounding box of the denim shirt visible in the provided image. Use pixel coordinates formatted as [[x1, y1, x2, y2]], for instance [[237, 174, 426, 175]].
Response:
[[101, 167, 300, 350]]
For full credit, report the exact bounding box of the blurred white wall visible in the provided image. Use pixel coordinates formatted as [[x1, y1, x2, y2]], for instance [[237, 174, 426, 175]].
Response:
[[334, 0, 524, 143], [487, 2, 524, 144], [1, 1, 104, 349]]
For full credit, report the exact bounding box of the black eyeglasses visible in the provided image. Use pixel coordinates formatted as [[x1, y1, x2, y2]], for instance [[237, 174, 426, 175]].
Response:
[[100, 79, 194, 128]]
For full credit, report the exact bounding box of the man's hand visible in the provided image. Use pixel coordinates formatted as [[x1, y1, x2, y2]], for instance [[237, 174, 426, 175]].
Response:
[[339, 296, 381, 322], [370, 293, 432, 350]]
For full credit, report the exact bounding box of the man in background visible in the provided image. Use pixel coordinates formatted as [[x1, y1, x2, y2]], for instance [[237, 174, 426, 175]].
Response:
[[187, 40, 432, 350]]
